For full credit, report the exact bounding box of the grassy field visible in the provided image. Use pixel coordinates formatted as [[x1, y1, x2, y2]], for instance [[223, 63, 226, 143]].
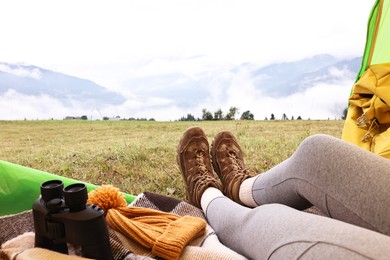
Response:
[[0, 120, 344, 200]]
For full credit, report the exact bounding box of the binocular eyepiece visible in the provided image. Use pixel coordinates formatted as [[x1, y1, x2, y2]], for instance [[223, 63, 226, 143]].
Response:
[[40, 180, 88, 212]]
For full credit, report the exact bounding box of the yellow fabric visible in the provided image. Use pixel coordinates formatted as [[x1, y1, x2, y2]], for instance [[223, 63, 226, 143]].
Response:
[[342, 63, 390, 158], [87, 185, 207, 260]]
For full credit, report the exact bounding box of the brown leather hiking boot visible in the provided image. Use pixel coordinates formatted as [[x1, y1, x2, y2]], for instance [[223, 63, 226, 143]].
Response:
[[211, 131, 252, 204], [177, 127, 222, 208]]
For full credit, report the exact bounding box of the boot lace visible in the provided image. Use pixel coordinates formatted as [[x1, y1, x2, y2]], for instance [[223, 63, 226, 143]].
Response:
[[227, 150, 251, 177], [196, 150, 208, 174], [191, 149, 217, 185]]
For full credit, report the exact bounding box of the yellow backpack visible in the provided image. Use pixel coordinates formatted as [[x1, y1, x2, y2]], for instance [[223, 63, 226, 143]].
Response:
[[342, 63, 390, 158]]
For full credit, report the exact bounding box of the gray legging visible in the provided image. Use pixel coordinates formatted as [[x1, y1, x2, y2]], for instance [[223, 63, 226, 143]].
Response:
[[206, 134, 390, 259]]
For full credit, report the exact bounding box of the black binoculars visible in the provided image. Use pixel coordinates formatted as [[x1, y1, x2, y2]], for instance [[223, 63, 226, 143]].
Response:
[[32, 180, 113, 260]]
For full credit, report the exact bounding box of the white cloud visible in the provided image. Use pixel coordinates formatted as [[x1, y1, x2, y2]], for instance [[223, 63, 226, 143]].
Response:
[[186, 65, 354, 121], [226, 67, 262, 104], [0, 89, 76, 120], [0, 64, 42, 79], [328, 66, 356, 79]]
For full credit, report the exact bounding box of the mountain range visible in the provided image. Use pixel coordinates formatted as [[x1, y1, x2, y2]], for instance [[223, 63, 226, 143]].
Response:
[[119, 54, 360, 110], [0, 54, 361, 120], [0, 62, 125, 107], [251, 54, 360, 97]]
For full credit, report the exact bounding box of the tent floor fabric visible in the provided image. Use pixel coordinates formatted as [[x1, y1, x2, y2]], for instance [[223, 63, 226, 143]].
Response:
[[0, 191, 248, 260]]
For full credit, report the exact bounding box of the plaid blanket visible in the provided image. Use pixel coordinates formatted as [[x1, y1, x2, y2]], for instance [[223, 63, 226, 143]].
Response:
[[0, 192, 247, 260]]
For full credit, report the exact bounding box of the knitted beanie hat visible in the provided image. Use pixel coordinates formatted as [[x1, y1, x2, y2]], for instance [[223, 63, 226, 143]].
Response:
[[87, 186, 206, 260]]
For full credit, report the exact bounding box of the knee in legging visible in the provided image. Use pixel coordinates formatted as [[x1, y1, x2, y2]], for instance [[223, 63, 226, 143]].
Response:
[[301, 134, 335, 146], [295, 134, 337, 157]]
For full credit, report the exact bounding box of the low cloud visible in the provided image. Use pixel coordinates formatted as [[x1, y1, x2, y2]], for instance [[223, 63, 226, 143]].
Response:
[[0, 63, 42, 80], [0, 89, 181, 121], [0, 59, 356, 121], [245, 81, 352, 120], [183, 65, 354, 121], [0, 82, 352, 121], [0, 89, 78, 120]]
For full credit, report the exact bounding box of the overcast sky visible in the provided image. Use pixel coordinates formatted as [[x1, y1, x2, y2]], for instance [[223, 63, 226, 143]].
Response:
[[0, 0, 377, 120]]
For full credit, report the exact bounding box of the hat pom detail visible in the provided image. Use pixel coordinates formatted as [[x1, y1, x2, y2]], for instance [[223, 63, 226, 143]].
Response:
[[87, 185, 127, 213]]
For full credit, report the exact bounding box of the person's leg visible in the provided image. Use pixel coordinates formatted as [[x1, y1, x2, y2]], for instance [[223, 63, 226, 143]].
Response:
[[241, 134, 390, 235], [177, 127, 390, 259], [202, 188, 390, 260]]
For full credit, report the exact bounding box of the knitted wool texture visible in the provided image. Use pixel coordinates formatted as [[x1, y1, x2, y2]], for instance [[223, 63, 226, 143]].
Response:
[[87, 186, 206, 260]]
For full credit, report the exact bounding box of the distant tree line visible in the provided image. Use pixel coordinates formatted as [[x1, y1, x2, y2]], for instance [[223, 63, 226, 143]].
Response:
[[178, 107, 255, 121], [102, 116, 155, 121], [65, 115, 155, 121], [178, 108, 312, 122], [66, 107, 349, 122], [265, 113, 302, 120]]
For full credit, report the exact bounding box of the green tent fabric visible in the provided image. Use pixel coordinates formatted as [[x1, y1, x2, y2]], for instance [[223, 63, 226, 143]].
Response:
[[357, 0, 390, 80], [0, 160, 136, 216]]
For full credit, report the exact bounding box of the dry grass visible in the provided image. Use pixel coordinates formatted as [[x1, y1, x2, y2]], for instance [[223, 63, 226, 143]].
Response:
[[0, 120, 344, 200]]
